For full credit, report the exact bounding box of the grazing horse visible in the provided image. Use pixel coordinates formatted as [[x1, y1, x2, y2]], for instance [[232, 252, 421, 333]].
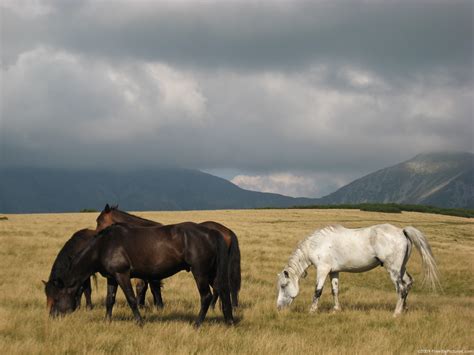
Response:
[[96, 204, 241, 308], [276, 224, 440, 317], [43, 229, 97, 315], [44, 222, 234, 327]]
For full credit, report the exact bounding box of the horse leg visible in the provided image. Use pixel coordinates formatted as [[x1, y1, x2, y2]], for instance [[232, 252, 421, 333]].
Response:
[[115, 273, 144, 326], [149, 280, 164, 310], [402, 271, 413, 311], [135, 279, 148, 308], [310, 267, 330, 313], [388, 241, 411, 317], [192, 273, 214, 327], [105, 278, 118, 322], [83, 277, 93, 310], [387, 267, 408, 317], [329, 272, 341, 312]]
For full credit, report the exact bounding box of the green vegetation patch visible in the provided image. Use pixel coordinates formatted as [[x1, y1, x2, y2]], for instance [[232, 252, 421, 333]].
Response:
[[260, 203, 474, 218]]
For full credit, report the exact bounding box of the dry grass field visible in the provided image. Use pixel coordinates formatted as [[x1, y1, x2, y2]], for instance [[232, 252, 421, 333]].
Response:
[[0, 209, 473, 354]]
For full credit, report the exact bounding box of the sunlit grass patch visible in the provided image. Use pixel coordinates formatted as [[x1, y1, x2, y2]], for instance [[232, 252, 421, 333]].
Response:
[[0, 209, 472, 353]]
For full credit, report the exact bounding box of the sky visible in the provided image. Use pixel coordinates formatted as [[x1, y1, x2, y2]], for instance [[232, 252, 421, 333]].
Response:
[[1, 0, 473, 198]]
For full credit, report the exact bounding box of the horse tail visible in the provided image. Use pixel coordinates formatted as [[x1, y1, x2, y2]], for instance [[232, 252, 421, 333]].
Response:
[[228, 230, 241, 308], [403, 226, 441, 291], [213, 230, 234, 323]]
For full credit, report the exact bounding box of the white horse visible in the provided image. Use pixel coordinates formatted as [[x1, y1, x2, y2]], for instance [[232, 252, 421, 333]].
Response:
[[276, 224, 440, 316]]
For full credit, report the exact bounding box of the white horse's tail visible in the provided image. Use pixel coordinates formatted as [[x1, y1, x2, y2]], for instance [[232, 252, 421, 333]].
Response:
[[403, 226, 441, 291]]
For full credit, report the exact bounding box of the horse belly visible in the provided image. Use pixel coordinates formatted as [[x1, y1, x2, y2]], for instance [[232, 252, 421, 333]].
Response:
[[328, 241, 380, 273], [338, 258, 381, 273], [130, 248, 187, 280]]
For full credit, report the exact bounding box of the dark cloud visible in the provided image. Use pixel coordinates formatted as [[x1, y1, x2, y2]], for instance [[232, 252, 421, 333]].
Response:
[[1, 0, 472, 197]]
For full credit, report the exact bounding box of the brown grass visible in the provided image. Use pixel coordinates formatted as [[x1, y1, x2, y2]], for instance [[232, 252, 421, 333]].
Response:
[[0, 209, 473, 354]]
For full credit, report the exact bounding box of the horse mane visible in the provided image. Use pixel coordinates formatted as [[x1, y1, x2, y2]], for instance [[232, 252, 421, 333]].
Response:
[[61, 226, 118, 287], [285, 225, 344, 279], [49, 229, 96, 282], [111, 207, 162, 226]]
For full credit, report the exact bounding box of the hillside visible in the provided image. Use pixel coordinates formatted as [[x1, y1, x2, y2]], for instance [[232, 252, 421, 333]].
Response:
[[0, 167, 315, 213], [319, 152, 474, 208], [1, 152, 472, 213]]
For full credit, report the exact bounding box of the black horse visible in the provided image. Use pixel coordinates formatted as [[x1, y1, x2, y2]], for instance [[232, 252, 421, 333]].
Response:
[[44, 222, 234, 327], [96, 204, 241, 309], [43, 229, 97, 313]]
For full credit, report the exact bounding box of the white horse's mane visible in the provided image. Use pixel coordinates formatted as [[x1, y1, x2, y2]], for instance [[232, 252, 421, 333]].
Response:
[[285, 225, 343, 278]]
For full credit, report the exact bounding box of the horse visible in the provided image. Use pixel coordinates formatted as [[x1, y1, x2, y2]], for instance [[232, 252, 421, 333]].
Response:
[[96, 204, 165, 308], [96, 204, 241, 309], [43, 228, 97, 314], [276, 224, 440, 317], [44, 222, 234, 327], [43, 206, 165, 314]]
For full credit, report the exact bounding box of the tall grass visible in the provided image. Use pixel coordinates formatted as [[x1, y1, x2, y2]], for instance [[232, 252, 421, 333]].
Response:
[[0, 209, 472, 354]]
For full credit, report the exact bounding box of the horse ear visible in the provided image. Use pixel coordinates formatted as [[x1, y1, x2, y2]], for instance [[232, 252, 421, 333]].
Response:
[[113, 204, 119, 209], [104, 204, 111, 212], [283, 270, 289, 278]]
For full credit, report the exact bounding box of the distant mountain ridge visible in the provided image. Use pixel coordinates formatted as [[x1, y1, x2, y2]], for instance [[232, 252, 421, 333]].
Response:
[[318, 152, 474, 208], [0, 167, 315, 213], [1, 152, 472, 213]]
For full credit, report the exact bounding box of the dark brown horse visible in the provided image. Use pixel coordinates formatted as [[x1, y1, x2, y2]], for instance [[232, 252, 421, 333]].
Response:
[[44, 222, 234, 327], [43, 205, 164, 313], [96, 204, 241, 308], [43, 229, 97, 313]]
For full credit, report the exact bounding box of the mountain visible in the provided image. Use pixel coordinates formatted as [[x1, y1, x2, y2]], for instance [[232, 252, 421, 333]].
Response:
[[0, 167, 316, 213], [1, 152, 472, 213], [319, 152, 474, 208]]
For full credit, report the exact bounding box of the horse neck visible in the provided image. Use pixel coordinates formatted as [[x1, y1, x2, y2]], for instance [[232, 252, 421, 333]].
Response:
[[112, 210, 159, 226], [63, 239, 99, 288], [286, 241, 311, 280]]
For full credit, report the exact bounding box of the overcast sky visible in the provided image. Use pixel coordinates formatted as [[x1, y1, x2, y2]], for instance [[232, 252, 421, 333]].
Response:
[[1, 0, 473, 197]]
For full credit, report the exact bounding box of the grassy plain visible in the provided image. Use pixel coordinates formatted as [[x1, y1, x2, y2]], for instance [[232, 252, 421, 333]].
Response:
[[0, 209, 473, 354]]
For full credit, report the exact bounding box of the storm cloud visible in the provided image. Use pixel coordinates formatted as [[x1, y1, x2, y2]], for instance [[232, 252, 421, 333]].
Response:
[[1, 0, 473, 197]]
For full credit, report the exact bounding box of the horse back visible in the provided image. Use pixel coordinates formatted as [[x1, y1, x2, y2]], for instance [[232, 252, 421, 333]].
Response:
[[97, 223, 220, 279], [199, 221, 234, 248]]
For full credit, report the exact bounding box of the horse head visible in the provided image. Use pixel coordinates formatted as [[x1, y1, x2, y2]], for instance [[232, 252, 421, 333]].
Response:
[[43, 278, 79, 317], [96, 203, 117, 231], [276, 269, 299, 310]]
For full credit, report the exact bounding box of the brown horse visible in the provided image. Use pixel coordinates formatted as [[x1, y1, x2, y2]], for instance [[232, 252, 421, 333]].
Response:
[[96, 204, 241, 308], [44, 222, 234, 327], [43, 229, 97, 313]]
